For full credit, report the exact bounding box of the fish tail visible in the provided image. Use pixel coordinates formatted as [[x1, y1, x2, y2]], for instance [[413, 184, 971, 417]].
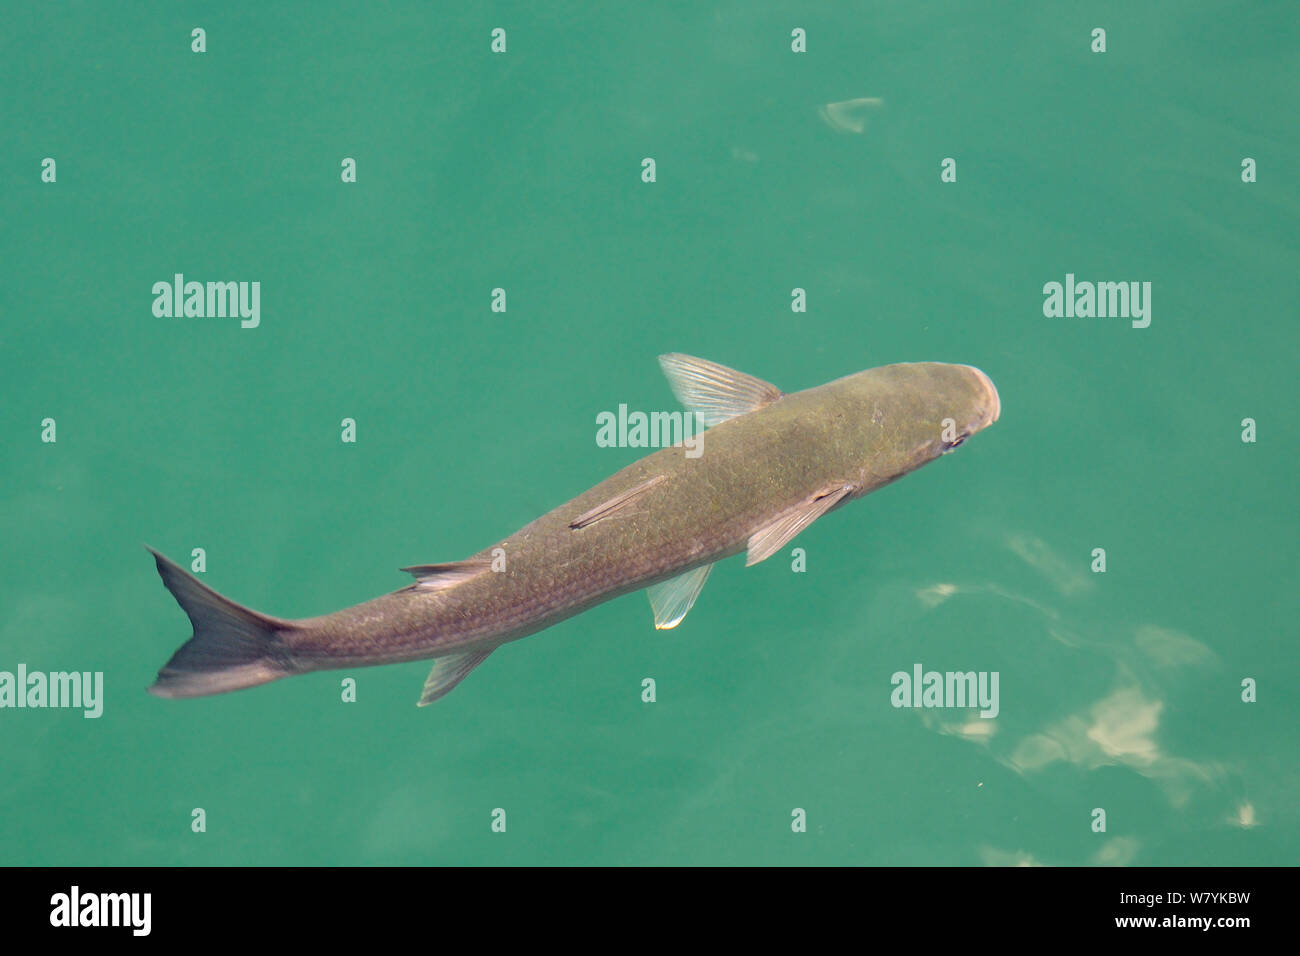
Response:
[[146, 547, 294, 699]]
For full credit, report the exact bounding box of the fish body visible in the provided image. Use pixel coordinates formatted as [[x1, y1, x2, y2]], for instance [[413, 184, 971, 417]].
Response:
[[148, 354, 1000, 705]]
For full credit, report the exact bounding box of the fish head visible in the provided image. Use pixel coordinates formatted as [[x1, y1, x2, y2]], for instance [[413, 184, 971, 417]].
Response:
[[944, 363, 1001, 448], [835, 362, 1001, 486]]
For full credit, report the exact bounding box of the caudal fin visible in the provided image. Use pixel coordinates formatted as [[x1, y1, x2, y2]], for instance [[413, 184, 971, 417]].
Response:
[[146, 547, 294, 699]]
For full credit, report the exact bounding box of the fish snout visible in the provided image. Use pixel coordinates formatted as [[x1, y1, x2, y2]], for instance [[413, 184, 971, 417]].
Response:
[[962, 365, 1000, 430]]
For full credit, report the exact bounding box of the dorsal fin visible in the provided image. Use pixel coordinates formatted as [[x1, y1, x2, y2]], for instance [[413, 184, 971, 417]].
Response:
[[570, 475, 665, 530], [658, 353, 783, 426], [400, 558, 493, 591]]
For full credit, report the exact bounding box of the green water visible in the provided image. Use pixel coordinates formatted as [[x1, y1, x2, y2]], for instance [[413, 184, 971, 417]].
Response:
[[3, 2, 1297, 866]]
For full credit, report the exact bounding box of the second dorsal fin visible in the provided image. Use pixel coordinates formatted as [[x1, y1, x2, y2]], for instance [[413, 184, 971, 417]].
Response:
[[400, 558, 493, 591]]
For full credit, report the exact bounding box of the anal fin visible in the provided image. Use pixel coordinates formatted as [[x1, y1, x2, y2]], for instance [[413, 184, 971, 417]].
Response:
[[646, 563, 713, 629], [418, 647, 494, 706]]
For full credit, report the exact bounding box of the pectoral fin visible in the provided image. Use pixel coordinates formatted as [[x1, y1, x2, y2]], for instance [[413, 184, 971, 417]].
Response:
[[646, 563, 713, 629], [658, 353, 783, 426], [746, 484, 855, 566], [418, 647, 494, 706]]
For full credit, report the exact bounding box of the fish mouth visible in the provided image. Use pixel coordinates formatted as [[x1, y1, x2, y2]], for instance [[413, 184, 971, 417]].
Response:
[[962, 365, 1001, 427]]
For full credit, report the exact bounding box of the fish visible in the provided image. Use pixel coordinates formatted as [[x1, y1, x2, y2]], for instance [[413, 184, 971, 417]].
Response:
[[147, 353, 1001, 706]]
